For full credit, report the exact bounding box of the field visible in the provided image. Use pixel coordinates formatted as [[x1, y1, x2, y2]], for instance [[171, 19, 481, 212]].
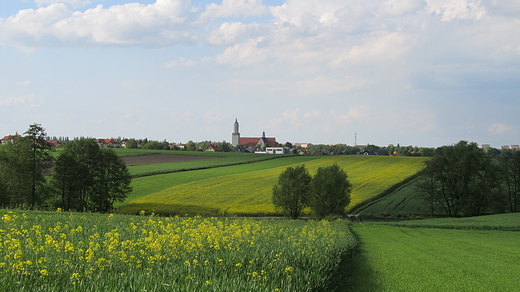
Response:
[[0, 209, 355, 291], [116, 155, 426, 216], [347, 214, 520, 291]]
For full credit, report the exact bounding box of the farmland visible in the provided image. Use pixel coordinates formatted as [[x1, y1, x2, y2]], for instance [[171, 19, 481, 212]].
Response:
[[115, 154, 426, 216], [0, 209, 355, 291], [1, 149, 519, 291], [347, 214, 520, 291]]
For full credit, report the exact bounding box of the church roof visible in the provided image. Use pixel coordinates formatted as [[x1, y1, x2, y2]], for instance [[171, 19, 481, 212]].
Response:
[[240, 137, 277, 147]]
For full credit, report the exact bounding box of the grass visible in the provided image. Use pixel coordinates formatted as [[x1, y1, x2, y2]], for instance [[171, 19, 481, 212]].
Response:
[[0, 209, 355, 291], [347, 224, 520, 291], [117, 155, 426, 216], [378, 212, 520, 231]]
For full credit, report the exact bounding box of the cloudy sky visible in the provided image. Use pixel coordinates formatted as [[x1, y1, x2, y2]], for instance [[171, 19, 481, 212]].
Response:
[[1, 0, 519, 147]]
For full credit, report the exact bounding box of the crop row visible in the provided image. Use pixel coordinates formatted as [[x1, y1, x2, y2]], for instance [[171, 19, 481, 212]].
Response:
[[118, 156, 426, 216], [0, 209, 355, 291]]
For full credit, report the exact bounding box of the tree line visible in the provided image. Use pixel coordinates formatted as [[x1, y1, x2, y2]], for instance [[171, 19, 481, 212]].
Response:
[[417, 140, 520, 217], [0, 124, 132, 212]]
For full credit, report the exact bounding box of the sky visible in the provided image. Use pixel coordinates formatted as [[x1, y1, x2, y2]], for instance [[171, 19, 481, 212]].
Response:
[[1, 0, 519, 148]]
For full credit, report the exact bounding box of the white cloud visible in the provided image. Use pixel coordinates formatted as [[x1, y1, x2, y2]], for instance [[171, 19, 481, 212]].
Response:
[[206, 22, 261, 46], [215, 37, 269, 67], [200, 0, 268, 21], [331, 32, 414, 65], [165, 57, 199, 67], [217, 75, 365, 96], [488, 123, 511, 134], [15, 81, 31, 86], [425, 0, 486, 21], [0, 94, 41, 108], [377, 0, 425, 17], [35, 0, 91, 9], [0, 1, 194, 47]]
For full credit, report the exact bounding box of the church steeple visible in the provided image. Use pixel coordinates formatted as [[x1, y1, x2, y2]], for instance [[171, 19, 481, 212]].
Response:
[[233, 118, 239, 135], [232, 118, 240, 147]]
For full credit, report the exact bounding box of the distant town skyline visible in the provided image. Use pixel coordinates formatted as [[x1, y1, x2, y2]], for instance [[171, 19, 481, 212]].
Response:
[[1, 1, 519, 148]]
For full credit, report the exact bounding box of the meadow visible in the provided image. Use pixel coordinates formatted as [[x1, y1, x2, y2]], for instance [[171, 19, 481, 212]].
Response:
[[116, 155, 426, 216], [0, 209, 355, 291], [347, 214, 520, 291]]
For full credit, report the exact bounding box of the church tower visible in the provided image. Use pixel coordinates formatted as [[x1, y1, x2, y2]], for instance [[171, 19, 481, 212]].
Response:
[[232, 118, 240, 146]]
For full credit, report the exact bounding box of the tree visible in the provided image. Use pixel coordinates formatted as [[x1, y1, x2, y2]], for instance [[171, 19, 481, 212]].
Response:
[[91, 148, 132, 212], [220, 141, 231, 152], [272, 165, 311, 219], [51, 138, 132, 212], [0, 136, 33, 205], [24, 123, 54, 206], [416, 141, 503, 217], [186, 140, 196, 151], [501, 151, 520, 213], [125, 138, 138, 149], [308, 164, 352, 219]]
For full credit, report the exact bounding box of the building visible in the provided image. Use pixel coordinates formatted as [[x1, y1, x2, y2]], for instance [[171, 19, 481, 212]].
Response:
[[204, 144, 221, 152], [231, 119, 277, 149]]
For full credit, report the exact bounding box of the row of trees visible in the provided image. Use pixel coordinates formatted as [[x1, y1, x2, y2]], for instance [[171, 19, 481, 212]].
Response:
[[417, 141, 520, 217], [0, 124, 132, 212], [305, 143, 436, 156], [272, 164, 352, 219]]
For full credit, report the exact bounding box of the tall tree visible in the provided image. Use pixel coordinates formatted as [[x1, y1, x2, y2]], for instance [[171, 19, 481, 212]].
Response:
[[91, 148, 132, 212], [417, 141, 503, 217], [24, 123, 54, 206], [52, 138, 131, 212], [0, 136, 33, 205], [501, 151, 520, 213], [272, 164, 311, 219], [308, 164, 352, 219]]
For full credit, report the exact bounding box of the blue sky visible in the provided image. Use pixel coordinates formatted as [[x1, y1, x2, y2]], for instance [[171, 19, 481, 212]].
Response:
[[1, 0, 519, 148]]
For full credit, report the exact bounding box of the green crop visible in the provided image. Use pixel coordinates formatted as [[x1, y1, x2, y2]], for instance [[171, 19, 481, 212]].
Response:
[[348, 224, 520, 291], [0, 209, 355, 291]]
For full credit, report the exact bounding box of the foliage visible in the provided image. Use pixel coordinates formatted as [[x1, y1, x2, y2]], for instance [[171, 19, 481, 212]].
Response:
[[125, 138, 138, 149], [347, 224, 520, 291], [186, 140, 196, 151], [308, 164, 352, 219], [272, 164, 311, 219], [141, 140, 169, 150], [500, 151, 520, 213], [0, 209, 356, 291], [416, 141, 503, 217], [51, 138, 132, 212], [0, 124, 54, 207]]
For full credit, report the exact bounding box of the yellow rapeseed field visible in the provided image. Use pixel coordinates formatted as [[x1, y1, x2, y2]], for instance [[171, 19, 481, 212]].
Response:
[[0, 209, 355, 291], [123, 156, 425, 216]]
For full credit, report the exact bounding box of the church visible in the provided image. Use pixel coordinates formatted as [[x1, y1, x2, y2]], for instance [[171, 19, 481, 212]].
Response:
[[232, 119, 277, 149]]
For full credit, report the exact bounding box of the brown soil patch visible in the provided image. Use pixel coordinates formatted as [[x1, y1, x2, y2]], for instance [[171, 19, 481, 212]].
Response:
[[122, 155, 217, 166]]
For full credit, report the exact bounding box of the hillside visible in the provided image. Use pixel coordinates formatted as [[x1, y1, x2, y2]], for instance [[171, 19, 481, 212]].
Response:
[[116, 155, 426, 216]]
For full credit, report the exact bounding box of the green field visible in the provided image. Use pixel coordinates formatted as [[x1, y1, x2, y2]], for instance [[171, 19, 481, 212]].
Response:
[[117, 155, 426, 216], [349, 176, 427, 216], [0, 209, 355, 291], [347, 214, 520, 291], [121, 150, 288, 177]]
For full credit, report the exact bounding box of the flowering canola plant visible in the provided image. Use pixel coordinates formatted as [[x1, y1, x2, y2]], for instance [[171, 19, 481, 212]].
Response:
[[0, 209, 356, 291]]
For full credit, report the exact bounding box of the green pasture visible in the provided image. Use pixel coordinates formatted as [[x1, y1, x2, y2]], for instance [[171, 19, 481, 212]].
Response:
[[347, 223, 520, 291], [117, 155, 426, 216], [379, 212, 520, 231]]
